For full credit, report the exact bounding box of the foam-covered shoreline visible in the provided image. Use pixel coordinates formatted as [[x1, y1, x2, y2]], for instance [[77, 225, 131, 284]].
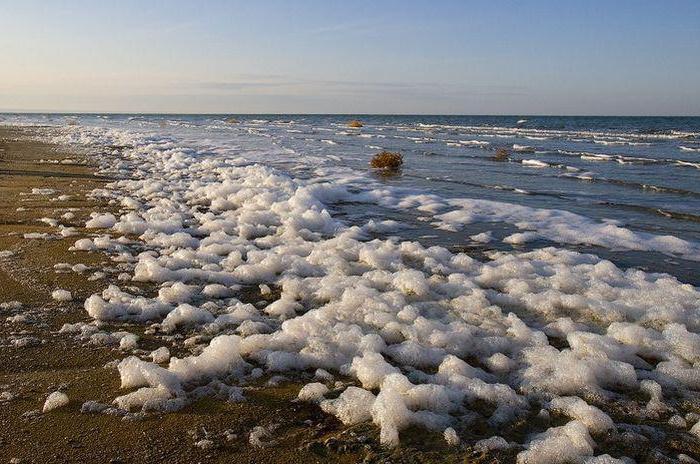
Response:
[[22, 121, 700, 462]]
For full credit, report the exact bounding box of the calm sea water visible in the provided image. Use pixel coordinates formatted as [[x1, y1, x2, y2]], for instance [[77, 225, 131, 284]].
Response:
[[4, 113, 700, 283]]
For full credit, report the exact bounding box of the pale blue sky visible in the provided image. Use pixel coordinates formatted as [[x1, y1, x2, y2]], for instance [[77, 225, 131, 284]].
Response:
[[1, 0, 699, 115]]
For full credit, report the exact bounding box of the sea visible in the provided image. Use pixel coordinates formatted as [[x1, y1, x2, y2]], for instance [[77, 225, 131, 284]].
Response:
[[3, 114, 700, 456], [3, 113, 699, 283]]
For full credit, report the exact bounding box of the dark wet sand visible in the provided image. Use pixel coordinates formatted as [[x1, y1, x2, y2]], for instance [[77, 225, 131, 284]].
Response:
[[0, 127, 478, 464]]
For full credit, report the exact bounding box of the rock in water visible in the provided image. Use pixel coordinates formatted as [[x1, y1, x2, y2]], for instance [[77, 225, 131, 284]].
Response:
[[370, 151, 403, 170]]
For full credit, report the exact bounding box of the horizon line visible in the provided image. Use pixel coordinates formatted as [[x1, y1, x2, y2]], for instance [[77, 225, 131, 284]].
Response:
[[2, 110, 700, 118]]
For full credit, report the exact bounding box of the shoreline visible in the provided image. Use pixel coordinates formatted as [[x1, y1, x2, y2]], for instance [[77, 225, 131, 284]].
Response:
[[0, 126, 458, 464], [2, 122, 700, 464]]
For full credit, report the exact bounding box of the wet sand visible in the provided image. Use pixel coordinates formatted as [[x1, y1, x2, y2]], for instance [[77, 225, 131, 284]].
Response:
[[0, 127, 474, 464]]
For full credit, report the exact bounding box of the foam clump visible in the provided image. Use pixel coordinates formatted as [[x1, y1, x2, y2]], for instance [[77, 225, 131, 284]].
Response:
[[371, 383, 413, 446], [32, 188, 56, 195], [320, 387, 376, 425], [444, 427, 460, 446], [85, 212, 117, 229], [517, 420, 594, 464], [161, 304, 214, 332], [548, 397, 614, 434], [72, 238, 97, 251], [114, 385, 176, 412], [151, 347, 171, 363], [119, 333, 139, 350], [51, 289, 73, 302], [43, 391, 69, 412], [249, 425, 276, 447], [296, 383, 329, 403], [350, 352, 399, 390], [470, 231, 493, 243], [79, 401, 108, 414]]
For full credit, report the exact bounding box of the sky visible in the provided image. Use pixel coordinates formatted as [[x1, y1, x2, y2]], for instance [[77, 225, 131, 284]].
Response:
[[1, 0, 699, 115]]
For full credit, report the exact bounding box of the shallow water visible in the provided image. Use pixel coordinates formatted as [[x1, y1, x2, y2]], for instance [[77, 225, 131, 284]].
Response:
[[6, 113, 699, 282]]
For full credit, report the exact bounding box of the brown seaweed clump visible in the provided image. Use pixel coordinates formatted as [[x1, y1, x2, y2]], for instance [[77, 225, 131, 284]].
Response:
[[225, 117, 239, 124], [347, 120, 363, 128], [370, 151, 403, 170], [492, 148, 509, 161]]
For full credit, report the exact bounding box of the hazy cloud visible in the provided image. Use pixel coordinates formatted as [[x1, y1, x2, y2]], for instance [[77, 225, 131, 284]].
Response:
[[190, 75, 528, 100]]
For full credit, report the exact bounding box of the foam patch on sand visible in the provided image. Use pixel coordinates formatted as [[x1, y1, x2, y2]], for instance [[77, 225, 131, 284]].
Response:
[[36, 123, 700, 460]]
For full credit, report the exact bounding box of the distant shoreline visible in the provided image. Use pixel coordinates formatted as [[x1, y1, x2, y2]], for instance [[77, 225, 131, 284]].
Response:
[[2, 112, 700, 118]]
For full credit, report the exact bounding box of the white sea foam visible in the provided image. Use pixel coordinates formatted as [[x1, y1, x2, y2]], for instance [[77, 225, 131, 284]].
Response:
[[677, 160, 700, 169], [513, 144, 535, 153], [522, 159, 549, 168], [51, 289, 73, 302], [11, 119, 698, 457], [43, 391, 69, 412], [458, 139, 490, 147]]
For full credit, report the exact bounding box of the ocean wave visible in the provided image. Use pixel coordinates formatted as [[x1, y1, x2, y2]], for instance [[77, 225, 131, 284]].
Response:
[[458, 139, 490, 147], [522, 159, 549, 168], [677, 160, 700, 169], [554, 149, 698, 169], [513, 144, 535, 153], [412, 122, 699, 142], [580, 154, 612, 161], [558, 173, 700, 198], [596, 201, 700, 223]]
